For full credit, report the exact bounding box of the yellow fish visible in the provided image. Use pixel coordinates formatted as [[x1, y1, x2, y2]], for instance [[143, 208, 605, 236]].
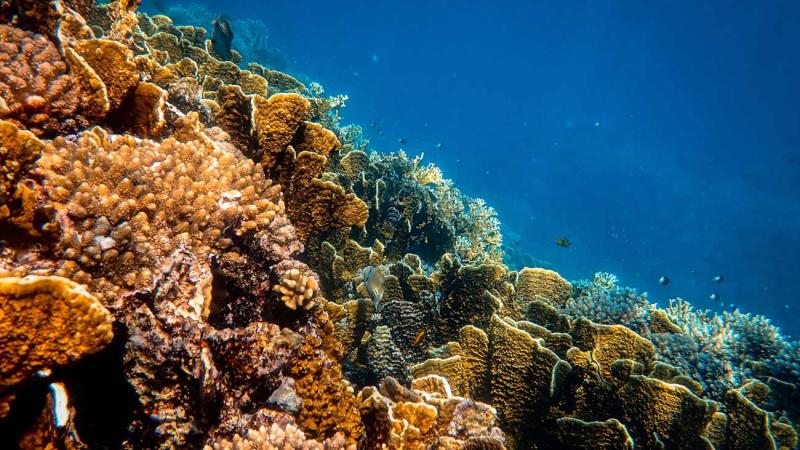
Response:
[[412, 329, 426, 347], [555, 237, 572, 248]]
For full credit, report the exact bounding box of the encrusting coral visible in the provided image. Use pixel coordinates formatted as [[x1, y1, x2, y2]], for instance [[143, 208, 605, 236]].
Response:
[[1, 2, 799, 450], [0, 24, 103, 136], [0, 275, 113, 420]]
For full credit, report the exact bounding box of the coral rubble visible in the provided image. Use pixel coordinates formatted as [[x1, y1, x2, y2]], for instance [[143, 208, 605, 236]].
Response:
[[0, 2, 799, 450]]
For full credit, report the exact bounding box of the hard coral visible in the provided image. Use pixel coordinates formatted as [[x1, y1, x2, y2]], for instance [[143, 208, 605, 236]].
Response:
[[0, 24, 104, 136], [0, 119, 46, 225], [358, 376, 506, 450], [0, 275, 112, 417], [275, 267, 319, 311], [37, 115, 284, 304], [207, 422, 352, 450]]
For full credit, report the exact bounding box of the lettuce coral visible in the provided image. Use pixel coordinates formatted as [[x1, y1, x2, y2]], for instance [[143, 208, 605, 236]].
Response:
[[0, 275, 113, 419]]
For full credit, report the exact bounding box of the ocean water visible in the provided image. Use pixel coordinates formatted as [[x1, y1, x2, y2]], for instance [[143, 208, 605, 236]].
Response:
[[146, 0, 800, 336]]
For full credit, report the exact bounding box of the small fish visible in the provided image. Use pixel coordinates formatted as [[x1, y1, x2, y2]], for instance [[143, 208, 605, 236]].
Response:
[[211, 17, 234, 61], [555, 237, 571, 248], [710, 293, 720, 301], [370, 122, 378, 127], [363, 266, 385, 310], [713, 275, 724, 283], [398, 137, 406, 145], [435, 142, 443, 149], [658, 276, 670, 286], [412, 329, 426, 347]]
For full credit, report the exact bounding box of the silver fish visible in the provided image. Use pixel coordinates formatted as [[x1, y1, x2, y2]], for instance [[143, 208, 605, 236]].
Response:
[[364, 266, 385, 310]]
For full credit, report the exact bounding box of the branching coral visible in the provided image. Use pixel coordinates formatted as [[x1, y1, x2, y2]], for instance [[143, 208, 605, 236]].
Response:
[[274, 268, 319, 311], [326, 150, 503, 265]]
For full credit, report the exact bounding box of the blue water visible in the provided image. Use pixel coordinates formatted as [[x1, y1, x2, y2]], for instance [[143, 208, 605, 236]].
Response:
[[148, 1, 800, 336]]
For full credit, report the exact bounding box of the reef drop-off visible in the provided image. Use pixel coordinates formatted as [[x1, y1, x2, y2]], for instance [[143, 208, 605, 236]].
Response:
[[0, 1, 798, 449]]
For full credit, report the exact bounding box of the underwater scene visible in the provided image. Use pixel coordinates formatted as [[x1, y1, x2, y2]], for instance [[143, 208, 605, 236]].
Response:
[[0, 0, 799, 448]]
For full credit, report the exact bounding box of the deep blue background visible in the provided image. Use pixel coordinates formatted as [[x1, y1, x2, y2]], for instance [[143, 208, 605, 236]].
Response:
[[147, 1, 800, 336]]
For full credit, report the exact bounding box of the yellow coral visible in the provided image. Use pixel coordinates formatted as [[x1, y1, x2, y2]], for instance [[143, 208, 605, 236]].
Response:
[[515, 267, 573, 308], [70, 38, 139, 111], [0, 275, 113, 417], [0, 119, 47, 224]]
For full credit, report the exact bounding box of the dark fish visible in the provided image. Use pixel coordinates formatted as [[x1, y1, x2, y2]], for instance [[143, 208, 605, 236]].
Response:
[[212, 17, 234, 61], [710, 293, 720, 301], [713, 275, 724, 283], [363, 266, 385, 310], [370, 122, 378, 127], [398, 137, 406, 145], [555, 237, 571, 248], [658, 276, 670, 286]]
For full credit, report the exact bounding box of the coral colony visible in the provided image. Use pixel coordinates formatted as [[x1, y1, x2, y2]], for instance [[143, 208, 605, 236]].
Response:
[[0, 1, 799, 449]]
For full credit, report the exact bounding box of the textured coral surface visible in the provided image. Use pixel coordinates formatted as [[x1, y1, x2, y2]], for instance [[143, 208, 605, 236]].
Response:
[[1, 2, 799, 450]]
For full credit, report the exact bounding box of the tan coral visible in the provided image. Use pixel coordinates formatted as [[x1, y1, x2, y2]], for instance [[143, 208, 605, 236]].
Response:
[[0, 275, 113, 417], [251, 93, 311, 168], [555, 418, 634, 450], [0, 25, 105, 136], [116, 81, 167, 138], [514, 267, 573, 308], [274, 268, 319, 311], [70, 38, 139, 111], [358, 376, 505, 450], [725, 381, 798, 450], [206, 422, 353, 450], [435, 257, 513, 340], [289, 331, 365, 446], [570, 318, 655, 378], [36, 115, 285, 304], [615, 373, 717, 449]]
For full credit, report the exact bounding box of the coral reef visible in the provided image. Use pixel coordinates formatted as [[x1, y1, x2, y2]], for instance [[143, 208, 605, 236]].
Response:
[[1, 2, 799, 450]]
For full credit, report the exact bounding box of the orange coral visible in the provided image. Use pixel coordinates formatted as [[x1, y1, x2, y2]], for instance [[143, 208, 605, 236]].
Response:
[[70, 38, 139, 111], [289, 330, 364, 446], [0, 275, 113, 418]]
